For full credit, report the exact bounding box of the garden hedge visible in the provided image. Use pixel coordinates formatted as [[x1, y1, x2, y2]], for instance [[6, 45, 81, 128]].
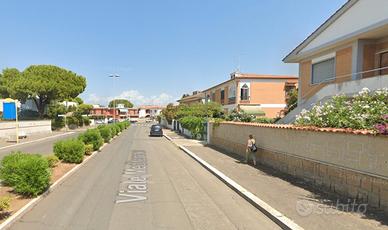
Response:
[[54, 139, 85, 163], [0, 152, 51, 197], [98, 125, 112, 143], [78, 129, 104, 151]]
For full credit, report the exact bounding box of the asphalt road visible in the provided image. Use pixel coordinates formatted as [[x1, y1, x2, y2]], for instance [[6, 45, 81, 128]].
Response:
[[10, 125, 279, 230], [0, 131, 81, 160]]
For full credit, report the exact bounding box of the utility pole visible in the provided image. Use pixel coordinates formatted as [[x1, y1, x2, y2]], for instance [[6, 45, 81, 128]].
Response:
[[109, 74, 120, 123]]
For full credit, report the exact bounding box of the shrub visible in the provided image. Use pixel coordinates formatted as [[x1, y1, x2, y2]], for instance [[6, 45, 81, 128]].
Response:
[[375, 115, 388, 135], [51, 118, 65, 130], [45, 155, 59, 168], [115, 123, 123, 133], [83, 117, 90, 126], [179, 116, 206, 138], [98, 125, 112, 143], [54, 139, 85, 163], [296, 88, 388, 130], [0, 152, 51, 197], [117, 122, 125, 131], [66, 116, 79, 129], [109, 125, 117, 137], [225, 109, 256, 122], [0, 196, 11, 212], [84, 144, 94, 155], [253, 117, 275, 124], [78, 129, 103, 151]]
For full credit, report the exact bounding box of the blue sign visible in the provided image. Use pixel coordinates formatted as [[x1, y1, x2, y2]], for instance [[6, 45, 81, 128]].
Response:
[[3, 102, 16, 120]]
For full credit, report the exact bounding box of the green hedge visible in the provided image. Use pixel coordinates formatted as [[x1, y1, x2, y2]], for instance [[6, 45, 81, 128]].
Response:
[[78, 129, 103, 151], [98, 125, 112, 143], [0, 152, 51, 197], [54, 139, 85, 163], [109, 124, 118, 136], [84, 144, 94, 155], [45, 155, 59, 168]]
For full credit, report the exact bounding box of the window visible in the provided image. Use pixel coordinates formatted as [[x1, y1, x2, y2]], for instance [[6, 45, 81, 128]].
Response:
[[240, 84, 249, 101], [379, 51, 388, 75], [220, 90, 225, 100], [312, 58, 335, 84], [228, 85, 236, 99]]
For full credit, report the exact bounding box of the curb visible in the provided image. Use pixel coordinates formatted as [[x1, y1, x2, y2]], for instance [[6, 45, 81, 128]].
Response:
[[163, 133, 303, 230], [0, 132, 75, 151], [0, 131, 124, 230]]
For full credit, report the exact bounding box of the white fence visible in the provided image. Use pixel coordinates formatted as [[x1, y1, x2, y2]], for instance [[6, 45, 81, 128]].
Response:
[[0, 120, 52, 138]]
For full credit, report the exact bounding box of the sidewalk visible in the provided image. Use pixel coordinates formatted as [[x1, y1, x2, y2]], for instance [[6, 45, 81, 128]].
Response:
[[164, 129, 388, 230]]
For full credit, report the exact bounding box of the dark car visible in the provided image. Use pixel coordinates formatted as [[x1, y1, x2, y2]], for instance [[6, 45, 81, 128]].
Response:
[[150, 125, 163, 137]]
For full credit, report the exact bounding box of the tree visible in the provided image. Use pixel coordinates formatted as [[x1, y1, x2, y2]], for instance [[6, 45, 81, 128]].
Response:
[[108, 99, 133, 108], [73, 97, 84, 105], [161, 103, 178, 124], [0, 68, 21, 98], [6, 65, 86, 118], [285, 88, 298, 115], [77, 104, 93, 115]]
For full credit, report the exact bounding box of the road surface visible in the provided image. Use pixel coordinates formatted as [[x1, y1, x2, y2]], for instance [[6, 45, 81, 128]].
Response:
[[0, 131, 81, 160], [10, 125, 279, 230]]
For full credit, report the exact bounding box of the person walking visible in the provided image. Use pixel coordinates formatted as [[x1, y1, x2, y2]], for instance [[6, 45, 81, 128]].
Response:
[[245, 134, 257, 166]]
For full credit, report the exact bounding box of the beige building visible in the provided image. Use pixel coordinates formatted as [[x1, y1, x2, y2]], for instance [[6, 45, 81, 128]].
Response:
[[177, 91, 205, 106], [281, 0, 388, 123], [202, 72, 297, 118]]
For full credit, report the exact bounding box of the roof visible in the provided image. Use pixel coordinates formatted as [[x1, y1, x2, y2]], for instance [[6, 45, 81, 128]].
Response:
[[203, 73, 298, 92], [283, 0, 357, 63], [139, 105, 164, 109], [177, 92, 205, 103]]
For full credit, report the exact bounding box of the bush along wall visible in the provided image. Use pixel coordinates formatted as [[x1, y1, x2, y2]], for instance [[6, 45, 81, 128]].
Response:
[[295, 88, 388, 134]]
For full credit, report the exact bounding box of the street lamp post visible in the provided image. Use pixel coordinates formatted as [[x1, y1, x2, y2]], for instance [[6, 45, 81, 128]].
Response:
[[109, 74, 120, 123]]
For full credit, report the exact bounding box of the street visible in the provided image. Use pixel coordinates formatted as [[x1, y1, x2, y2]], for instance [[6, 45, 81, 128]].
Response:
[[10, 125, 279, 230], [0, 131, 81, 160]]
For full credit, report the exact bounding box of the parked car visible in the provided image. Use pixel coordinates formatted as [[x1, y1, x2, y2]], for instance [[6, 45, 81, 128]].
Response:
[[108, 119, 119, 124], [150, 124, 163, 137], [95, 120, 105, 124]]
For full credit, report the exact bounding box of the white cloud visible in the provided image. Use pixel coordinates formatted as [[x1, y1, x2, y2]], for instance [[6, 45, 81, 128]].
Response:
[[87, 93, 105, 105], [86, 90, 175, 106]]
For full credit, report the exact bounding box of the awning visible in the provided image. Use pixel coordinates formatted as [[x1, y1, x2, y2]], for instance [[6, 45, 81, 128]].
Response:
[[239, 105, 265, 116]]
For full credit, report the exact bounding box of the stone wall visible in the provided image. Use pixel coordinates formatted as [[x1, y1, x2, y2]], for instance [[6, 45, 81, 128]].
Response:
[[0, 120, 52, 138], [209, 122, 388, 212]]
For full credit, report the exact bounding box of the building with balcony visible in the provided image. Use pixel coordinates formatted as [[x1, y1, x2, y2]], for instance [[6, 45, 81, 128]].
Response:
[[202, 72, 298, 118], [281, 0, 388, 123]]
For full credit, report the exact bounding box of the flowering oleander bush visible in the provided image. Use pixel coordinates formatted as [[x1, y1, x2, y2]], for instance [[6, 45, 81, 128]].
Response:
[[375, 115, 388, 135], [295, 88, 388, 132]]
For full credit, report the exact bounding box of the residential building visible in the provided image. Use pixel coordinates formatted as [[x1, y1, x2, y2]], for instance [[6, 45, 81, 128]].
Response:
[[177, 91, 205, 105], [203, 72, 298, 118], [281, 0, 388, 123], [128, 108, 139, 118], [90, 107, 128, 120], [138, 106, 164, 118]]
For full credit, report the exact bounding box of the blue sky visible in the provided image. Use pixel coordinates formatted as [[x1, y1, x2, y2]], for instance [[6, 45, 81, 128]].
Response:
[[1, 0, 346, 106]]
